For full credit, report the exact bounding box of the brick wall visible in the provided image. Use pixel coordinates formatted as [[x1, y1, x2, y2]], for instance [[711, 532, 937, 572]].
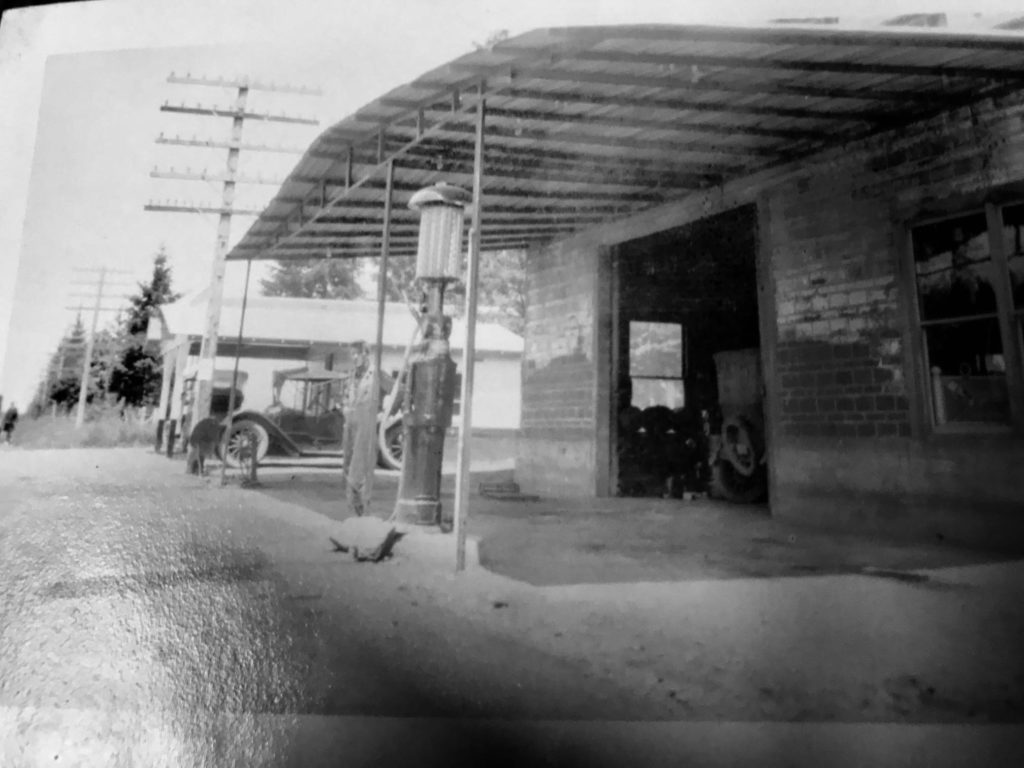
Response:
[[516, 239, 599, 495], [765, 90, 1024, 549]]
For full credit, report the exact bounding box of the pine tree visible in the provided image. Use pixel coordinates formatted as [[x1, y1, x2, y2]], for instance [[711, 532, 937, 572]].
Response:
[[34, 315, 88, 411], [109, 246, 181, 406]]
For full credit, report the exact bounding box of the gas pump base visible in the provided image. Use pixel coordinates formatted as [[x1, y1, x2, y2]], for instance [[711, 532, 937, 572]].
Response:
[[394, 496, 442, 526], [391, 309, 457, 530]]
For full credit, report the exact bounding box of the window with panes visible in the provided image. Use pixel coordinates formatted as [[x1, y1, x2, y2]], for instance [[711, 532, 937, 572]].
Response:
[[911, 202, 1024, 430], [628, 320, 687, 410]]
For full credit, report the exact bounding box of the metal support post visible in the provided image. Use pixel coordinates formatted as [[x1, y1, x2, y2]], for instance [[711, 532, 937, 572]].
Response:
[[373, 161, 395, 417], [219, 258, 253, 486], [453, 95, 486, 571], [347, 159, 395, 512]]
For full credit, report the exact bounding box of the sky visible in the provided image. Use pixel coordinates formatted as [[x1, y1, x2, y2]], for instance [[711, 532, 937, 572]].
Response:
[[1, 0, 1021, 409]]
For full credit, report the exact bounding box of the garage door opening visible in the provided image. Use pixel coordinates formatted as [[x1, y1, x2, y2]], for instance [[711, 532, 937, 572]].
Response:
[[613, 204, 767, 505]]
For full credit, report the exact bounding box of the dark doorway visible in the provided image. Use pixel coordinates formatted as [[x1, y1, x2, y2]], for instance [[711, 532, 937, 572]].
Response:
[[613, 204, 765, 502]]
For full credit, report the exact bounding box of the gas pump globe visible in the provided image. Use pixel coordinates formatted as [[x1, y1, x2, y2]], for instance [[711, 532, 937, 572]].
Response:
[[393, 183, 471, 527]]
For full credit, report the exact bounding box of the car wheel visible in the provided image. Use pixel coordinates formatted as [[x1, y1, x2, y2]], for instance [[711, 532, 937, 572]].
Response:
[[710, 460, 767, 504], [220, 419, 269, 468], [377, 422, 404, 470]]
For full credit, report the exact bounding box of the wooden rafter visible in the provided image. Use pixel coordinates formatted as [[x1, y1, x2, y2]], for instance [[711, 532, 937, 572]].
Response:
[[325, 120, 784, 161], [435, 66, 972, 103], [553, 23, 1024, 52], [545, 48, 1024, 83], [379, 89, 896, 124], [330, 138, 730, 181], [343, 103, 827, 142]]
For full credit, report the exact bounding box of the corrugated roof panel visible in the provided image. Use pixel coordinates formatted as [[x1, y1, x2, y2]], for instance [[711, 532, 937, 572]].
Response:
[[227, 22, 1024, 263]]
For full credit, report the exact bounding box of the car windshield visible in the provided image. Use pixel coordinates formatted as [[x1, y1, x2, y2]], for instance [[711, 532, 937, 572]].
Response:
[[277, 377, 344, 416]]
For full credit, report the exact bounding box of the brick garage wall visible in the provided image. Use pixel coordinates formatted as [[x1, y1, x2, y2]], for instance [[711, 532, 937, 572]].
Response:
[[515, 240, 599, 495], [766, 91, 1024, 551]]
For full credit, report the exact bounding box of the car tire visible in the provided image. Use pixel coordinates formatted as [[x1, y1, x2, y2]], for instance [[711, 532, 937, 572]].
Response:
[[220, 419, 269, 468], [377, 422, 404, 470]]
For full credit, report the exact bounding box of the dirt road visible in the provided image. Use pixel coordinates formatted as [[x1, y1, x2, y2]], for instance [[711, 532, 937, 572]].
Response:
[[2, 448, 1023, 767]]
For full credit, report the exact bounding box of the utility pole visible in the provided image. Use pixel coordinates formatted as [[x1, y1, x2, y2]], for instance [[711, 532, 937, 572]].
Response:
[[68, 266, 133, 427], [145, 73, 319, 423]]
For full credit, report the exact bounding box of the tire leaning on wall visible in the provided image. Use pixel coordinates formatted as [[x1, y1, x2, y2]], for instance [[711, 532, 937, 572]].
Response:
[[709, 414, 767, 503]]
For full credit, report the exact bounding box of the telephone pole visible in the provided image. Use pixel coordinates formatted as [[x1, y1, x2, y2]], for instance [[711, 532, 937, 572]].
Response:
[[145, 73, 320, 422], [68, 266, 133, 427]]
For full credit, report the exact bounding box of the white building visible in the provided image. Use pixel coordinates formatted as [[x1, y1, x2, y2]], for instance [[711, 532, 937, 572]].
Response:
[[148, 291, 523, 432]]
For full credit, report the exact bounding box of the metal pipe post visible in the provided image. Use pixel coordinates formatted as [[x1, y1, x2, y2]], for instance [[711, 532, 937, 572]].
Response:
[[373, 160, 395, 398], [219, 258, 253, 486], [453, 94, 486, 571]]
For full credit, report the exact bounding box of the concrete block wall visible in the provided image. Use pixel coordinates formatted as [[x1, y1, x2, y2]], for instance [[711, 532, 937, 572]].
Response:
[[516, 240, 599, 495], [766, 90, 1024, 551]]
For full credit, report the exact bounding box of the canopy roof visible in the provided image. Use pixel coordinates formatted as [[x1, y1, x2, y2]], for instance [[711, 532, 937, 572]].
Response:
[[227, 22, 1024, 263]]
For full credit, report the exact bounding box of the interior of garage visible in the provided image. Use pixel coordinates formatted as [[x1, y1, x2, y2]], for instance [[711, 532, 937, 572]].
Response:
[[612, 204, 766, 503]]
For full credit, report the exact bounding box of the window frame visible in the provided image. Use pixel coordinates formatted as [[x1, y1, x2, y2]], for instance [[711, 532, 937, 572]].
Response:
[[904, 197, 1024, 436], [626, 319, 687, 410]]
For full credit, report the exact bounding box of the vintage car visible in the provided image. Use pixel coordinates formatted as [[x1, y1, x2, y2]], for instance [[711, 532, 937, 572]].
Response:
[[217, 366, 404, 470], [179, 366, 403, 470]]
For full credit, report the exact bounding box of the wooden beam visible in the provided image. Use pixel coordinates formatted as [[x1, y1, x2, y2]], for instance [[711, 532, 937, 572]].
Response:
[[263, 221, 594, 239], [381, 88, 893, 124], [364, 102, 824, 141], [314, 132, 741, 178], [296, 176, 663, 204], [561, 48, 1024, 83], [159, 103, 319, 124], [324, 118, 785, 161], [385, 148, 712, 191], [438, 64, 961, 103], [375, 139, 727, 182], [548, 22, 1024, 52]]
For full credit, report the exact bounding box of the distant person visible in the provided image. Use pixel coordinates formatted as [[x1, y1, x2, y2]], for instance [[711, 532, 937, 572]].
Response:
[[2, 403, 19, 444]]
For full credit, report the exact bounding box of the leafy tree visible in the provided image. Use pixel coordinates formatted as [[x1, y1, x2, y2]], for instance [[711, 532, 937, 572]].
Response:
[[478, 249, 527, 335], [444, 249, 528, 335], [380, 256, 418, 302], [261, 248, 528, 337], [108, 246, 181, 406], [260, 258, 364, 299]]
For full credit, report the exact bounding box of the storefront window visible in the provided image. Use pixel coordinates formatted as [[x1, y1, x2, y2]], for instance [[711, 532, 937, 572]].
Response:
[[912, 205, 1024, 428], [629, 321, 685, 409]]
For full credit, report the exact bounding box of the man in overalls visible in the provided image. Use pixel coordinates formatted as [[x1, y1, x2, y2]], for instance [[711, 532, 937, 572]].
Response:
[[342, 342, 382, 516]]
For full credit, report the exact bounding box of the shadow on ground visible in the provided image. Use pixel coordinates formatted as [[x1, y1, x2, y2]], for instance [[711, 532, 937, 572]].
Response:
[[243, 461, 1015, 587]]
